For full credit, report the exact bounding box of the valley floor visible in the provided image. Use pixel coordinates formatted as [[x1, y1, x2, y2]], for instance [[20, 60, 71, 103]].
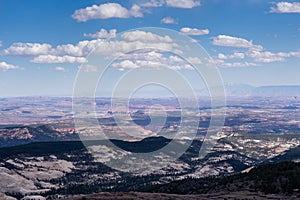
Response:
[[63, 191, 300, 200]]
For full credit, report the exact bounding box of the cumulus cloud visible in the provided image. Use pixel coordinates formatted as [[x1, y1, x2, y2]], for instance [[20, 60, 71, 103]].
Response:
[[247, 50, 283, 63], [112, 59, 191, 70], [54, 31, 178, 57], [84, 29, 117, 39], [0, 41, 2, 47], [288, 51, 300, 57], [130, 4, 144, 17], [180, 27, 209, 35], [31, 55, 87, 63], [246, 50, 300, 63], [54, 42, 89, 57], [3, 42, 52, 56], [216, 49, 298, 64], [187, 57, 202, 64], [214, 35, 300, 66], [0, 61, 19, 71], [212, 35, 263, 50], [111, 50, 194, 71], [168, 55, 183, 63], [119, 50, 164, 61], [270, 2, 300, 13], [217, 49, 300, 64], [169, 64, 194, 70], [121, 30, 173, 43], [4, 31, 181, 68], [72, 3, 143, 22], [217, 52, 245, 59], [161, 17, 177, 24], [167, 55, 202, 65], [216, 59, 258, 68], [111, 60, 139, 69], [165, 0, 200, 8], [54, 66, 65, 71]]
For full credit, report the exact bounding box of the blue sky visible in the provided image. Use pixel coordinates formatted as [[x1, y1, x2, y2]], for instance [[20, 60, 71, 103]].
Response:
[[0, 0, 299, 97]]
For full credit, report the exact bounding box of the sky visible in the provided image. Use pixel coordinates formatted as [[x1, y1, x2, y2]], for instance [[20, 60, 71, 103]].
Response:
[[0, 0, 299, 97]]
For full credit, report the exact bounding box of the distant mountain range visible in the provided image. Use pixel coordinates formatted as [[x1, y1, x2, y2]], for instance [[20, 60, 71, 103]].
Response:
[[253, 85, 300, 97], [199, 84, 300, 97], [95, 84, 300, 98]]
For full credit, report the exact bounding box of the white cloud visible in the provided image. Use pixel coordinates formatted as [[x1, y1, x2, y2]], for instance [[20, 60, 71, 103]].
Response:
[[130, 4, 144, 17], [169, 55, 183, 63], [0, 41, 2, 47], [140, 0, 165, 7], [136, 60, 168, 69], [3, 42, 52, 56], [54, 40, 173, 58], [216, 49, 300, 65], [112, 50, 194, 71], [217, 54, 227, 59], [165, 0, 200, 8], [113, 59, 173, 70], [0, 61, 19, 71], [161, 16, 177, 24], [180, 27, 209, 35], [54, 31, 178, 58], [31, 55, 87, 63], [54, 66, 65, 71], [217, 49, 300, 65], [187, 57, 202, 64], [119, 50, 165, 61], [190, 38, 198, 43], [84, 29, 117, 39], [166, 55, 201, 66], [212, 35, 263, 50], [72, 3, 143, 22], [213, 35, 251, 48], [140, 0, 200, 8], [223, 62, 259, 67], [248, 51, 285, 63], [168, 64, 194, 70], [214, 34, 300, 66], [80, 64, 98, 72], [112, 60, 139, 69], [288, 51, 300, 57], [4, 31, 181, 67], [216, 60, 259, 68], [217, 52, 245, 59], [54, 42, 89, 57], [270, 2, 300, 13], [121, 30, 173, 43], [247, 50, 300, 63]]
